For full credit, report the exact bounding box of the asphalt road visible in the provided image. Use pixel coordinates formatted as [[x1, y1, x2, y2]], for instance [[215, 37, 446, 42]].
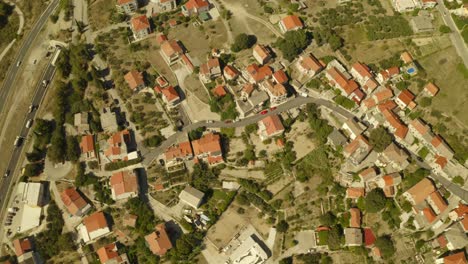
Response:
[[0, 0, 59, 114], [0, 52, 57, 237], [140, 96, 354, 166], [436, 0, 468, 68]]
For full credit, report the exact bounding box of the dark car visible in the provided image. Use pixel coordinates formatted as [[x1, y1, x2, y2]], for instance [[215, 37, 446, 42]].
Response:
[[4, 170, 10, 178], [159, 159, 165, 166]]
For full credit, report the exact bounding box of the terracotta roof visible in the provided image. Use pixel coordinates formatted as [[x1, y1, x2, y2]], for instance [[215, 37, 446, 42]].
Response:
[[344, 135, 371, 156], [359, 167, 377, 182], [124, 70, 145, 90], [118, 0, 136, 4], [131, 15, 150, 31], [161, 40, 183, 58], [161, 86, 180, 102], [461, 217, 468, 232], [108, 130, 130, 146], [445, 252, 468, 264], [156, 33, 168, 44], [273, 70, 288, 84], [263, 79, 287, 96], [13, 238, 32, 257], [327, 67, 358, 95], [429, 191, 448, 214], [253, 44, 271, 62], [191, 133, 222, 156], [377, 100, 397, 112], [207, 155, 224, 165], [242, 83, 255, 96], [363, 228, 376, 247], [145, 223, 173, 256], [181, 54, 194, 70], [246, 64, 273, 82], [351, 88, 365, 104], [200, 58, 220, 75], [437, 234, 448, 248], [423, 207, 437, 223], [156, 76, 168, 87], [300, 54, 323, 73], [382, 109, 408, 139], [185, 0, 209, 10], [410, 119, 430, 135], [444, 252, 468, 264], [61, 188, 88, 216], [97, 243, 120, 264], [80, 135, 95, 153], [349, 208, 361, 228], [352, 62, 373, 79], [364, 78, 379, 92], [363, 98, 377, 109], [165, 141, 193, 160], [431, 135, 443, 147], [83, 211, 108, 233], [372, 247, 382, 258], [397, 89, 415, 107], [434, 155, 448, 169], [280, 15, 304, 31], [387, 66, 400, 76], [453, 203, 468, 218], [260, 115, 285, 136], [406, 178, 435, 205], [110, 170, 139, 197], [373, 88, 393, 103], [211, 85, 227, 97], [400, 51, 413, 64], [223, 65, 239, 79], [347, 187, 365, 198], [424, 82, 439, 96]]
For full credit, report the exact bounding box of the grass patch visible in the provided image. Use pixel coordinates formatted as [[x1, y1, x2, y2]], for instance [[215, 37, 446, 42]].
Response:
[[418, 147, 430, 159], [452, 176, 465, 186], [317, 230, 329, 246], [457, 63, 468, 79]]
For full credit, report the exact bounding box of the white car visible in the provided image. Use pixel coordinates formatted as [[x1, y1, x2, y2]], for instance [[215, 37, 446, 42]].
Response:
[[16, 61, 21, 67]]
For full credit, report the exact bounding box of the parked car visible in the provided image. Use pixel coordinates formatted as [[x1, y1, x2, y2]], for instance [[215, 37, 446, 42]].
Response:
[[260, 110, 268, 115], [270, 107, 277, 111], [224, 120, 233, 124]]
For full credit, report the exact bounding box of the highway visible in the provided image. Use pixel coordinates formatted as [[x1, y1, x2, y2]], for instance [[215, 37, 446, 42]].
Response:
[[0, 50, 58, 241], [0, 0, 59, 114]]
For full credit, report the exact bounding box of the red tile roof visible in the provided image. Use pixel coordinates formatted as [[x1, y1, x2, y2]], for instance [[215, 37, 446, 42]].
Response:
[[124, 70, 145, 90], [352, 62, 373, 79], [444, 251, 468, 264], [397, 89, 415, 107], [84, 211, 108, 233], [145, 223, 173, 256], [273, 70, 288, 84], [13, 238, 32, 257], [161, 86, 180, 102], [211, 85, 227, 97], [280, 15, 304, 31], [61, 188, 88, 216], [423, 207, 437, 223], [400, 51, 413, 64], [434, 155, 448, 169], [429, 191, 448, 214], [382, 109, 408, 139], [424, 82, 439, 96], [406, 178, 435, 205], [223, 65, 239, 79], [80, 135, 95, 153], [191, 133, 222, 156], [327, 67, 359, 95], [165, 141, 193, 160], [363, 228, 376, 247], [253, 44, 271, 62], [300, 54, 323, 73], [347, 187, 365, 198], [110, 170, 139, 197], [437, 234, 448, 248], [185, 0, 209, 10], [246, 64, 273, 83], [373, 88, 393, 103], [131, 15, 150, 31], [260, 115, 285, 136], [453, 203, 468, 219], [97, 243, 120, 264], [350, 208, 361, 228]]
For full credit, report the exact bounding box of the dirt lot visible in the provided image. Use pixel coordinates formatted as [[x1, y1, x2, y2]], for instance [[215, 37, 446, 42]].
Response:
[[88, 0, 115, 31], [286, 121, 315, 160]]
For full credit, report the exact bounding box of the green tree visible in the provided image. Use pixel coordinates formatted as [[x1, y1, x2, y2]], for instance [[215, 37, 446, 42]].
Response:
[[319, 212, 337, 226], [66, 136, 80, 163], [328, 226, 343, 250], [365, 188, 387, 213], [276, 220, 289, 232], [439, 25, 451, 33], [369, 126, 392, 152], [23, 163, 44, 177], [375, 236, 396, 259], [275, 29, 311, 61], [419, 97, 432, 107], [231, 33, 257, 52], [245, 123, 258, 134], [279, 257, 293, 264]]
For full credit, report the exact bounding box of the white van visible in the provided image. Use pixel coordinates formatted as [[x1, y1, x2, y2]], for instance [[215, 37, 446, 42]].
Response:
[[26, 119, 33, 128]]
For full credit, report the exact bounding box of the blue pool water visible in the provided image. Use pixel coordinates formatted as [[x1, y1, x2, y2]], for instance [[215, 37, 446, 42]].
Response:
[[407, 67, 416, 74]]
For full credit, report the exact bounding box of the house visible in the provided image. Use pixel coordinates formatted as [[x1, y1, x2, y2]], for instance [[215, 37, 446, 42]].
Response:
[[100, 108, 119, 133], [124, 70, 145, 91], [156, 33, 168, 45], [364, 228, 376, 248], [392, 0, 421, 12], [436, 251, 468, 264], [449, 202, 468, 221], [191, 133, 223, 165], [342, 117, 366, 140], [396, 89, 417, 110], [182, 0, 210, 16], [199, 58, 221, 83], [17, 251, 43, 264], [223, 65, 240, 80], [164, 141, 193, 171], [17, 182, 44, 207], [427, 191, 448, 215], [297, 54, 323, 76], [229, 234, 270, 263], [377, 173, 402, 197], [61, 188, 91, 216], [278, 15, 304, 33], [116, 0, 138, 14], [376, 67, 400, 83], [379, 142, 409, 170], [350, 208, 361, 228], [257, 115, 285, 141], [382, 109, 409, 140], [400, 51, 414, 64], [181, 54, 195, 73], [79, 211, 111, 243], [325, 67, 359, 96], [160, 86, 180, 108], [103, 130, 133, 162], [179, 186, 205, 208], [403, 178, 435, 205], [431, 135, 455, 160], [13, 238, 32, 257], [344, 228, 363, 246], [110, 170, 139, 201], [154, 0, 177, 12], [409, 118, 435, 145], [443, 225, 468, 250], [359, 167, 378, 183], [80, 135, 96, 160], [327, 129, 347, 148], [253, 44, 272, 65], [273, 70, 288, 84], [211, 85, 227, 97], [350, 62, 373, 85], [160, 40, 184, 65], [243, 64, 273, 84], [130, 15, 151, 40], [343, 135, 373, 165], [346, 187, 365, 199], [260, 79, 288, 106], [96, 243, 129, 264], [74, 112, 90, 134], [145, 223, 173, 256], [424, 82, 439, 97]]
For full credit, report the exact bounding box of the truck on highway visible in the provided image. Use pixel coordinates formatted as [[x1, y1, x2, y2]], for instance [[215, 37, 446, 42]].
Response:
[[13, 136, 22, 147], [26, 119, 33, 128]]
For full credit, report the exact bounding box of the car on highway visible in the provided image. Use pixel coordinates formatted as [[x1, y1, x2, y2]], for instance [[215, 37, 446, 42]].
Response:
[[16, 61, 21, 67], [159, 159, 165, 166], [26, 119, 33, 128], [28, 104, 35, 113], [260, 110, 268, 115], [224, 120, 233, 124], [4, 170, 10, 178], [206, 120, 214, 124], [13, 136, 23, 147], [42, 80, 48, 87]]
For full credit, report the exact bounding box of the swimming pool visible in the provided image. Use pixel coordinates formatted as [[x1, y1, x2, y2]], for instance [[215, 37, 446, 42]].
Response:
[[407, 67, 416, 74]]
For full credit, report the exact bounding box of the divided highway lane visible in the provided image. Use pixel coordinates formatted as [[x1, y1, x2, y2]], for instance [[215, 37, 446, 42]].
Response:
[[0, 54, 57, 231], [0, 0, 60, 113]]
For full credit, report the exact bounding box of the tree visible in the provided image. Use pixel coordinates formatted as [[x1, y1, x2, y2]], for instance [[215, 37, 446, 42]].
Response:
[[369, 126, 392, 152], [245, 123, 258, 134], [439, 25, 451, 33], [276, 220, 289, 232], [231, 33, 257, 52], [23, 163, 44, 177], [328, 227, 342, 250], [279, 257, 293, 264], [236, 192, 250, 206], [275, 29, 311, 61], [419, 97, 432, 107], [365, 188, 387, 213], [319, 212, 337, 226], [375, 236, 396, 259], [66, 136, 80, 163], [48, 126, 67, 164], [143, 135, 165, 147]]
